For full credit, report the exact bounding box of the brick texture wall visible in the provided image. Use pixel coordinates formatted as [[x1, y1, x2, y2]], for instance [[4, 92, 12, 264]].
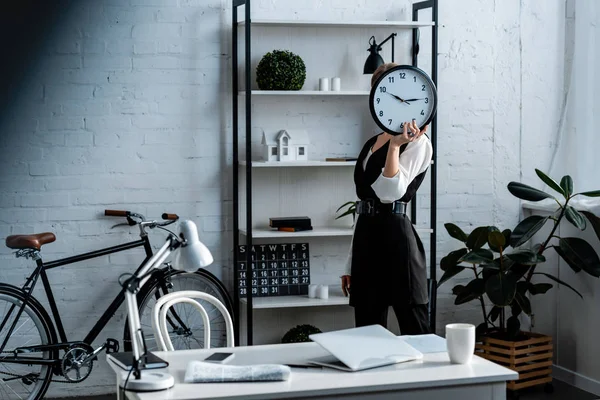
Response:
[[0, 0, 566, 396]]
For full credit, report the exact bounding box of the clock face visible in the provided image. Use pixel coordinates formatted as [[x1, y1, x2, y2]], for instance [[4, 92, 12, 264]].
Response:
[[369, 65, 437, 135]]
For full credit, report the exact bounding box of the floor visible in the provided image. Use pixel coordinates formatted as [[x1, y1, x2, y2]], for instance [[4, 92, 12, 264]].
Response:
[[55, 379, 597, 400]]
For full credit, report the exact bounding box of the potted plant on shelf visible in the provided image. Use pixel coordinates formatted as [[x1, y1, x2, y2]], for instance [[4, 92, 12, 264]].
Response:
[[439, 169, 600, 396], [335, 201, 356, 226], [256, 50, 306, 91]]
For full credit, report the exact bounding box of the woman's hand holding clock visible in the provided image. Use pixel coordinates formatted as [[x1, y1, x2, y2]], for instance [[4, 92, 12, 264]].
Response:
[[389, 120, 428, 149]]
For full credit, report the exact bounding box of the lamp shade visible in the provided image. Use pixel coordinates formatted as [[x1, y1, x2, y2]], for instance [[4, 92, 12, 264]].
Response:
[[363, 51, 384, 74], [173, 220, 213, 271]]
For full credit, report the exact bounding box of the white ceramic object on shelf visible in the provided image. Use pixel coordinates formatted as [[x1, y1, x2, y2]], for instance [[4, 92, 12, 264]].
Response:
[[317, 285, 329, 299], [331, 77, 341, 91], [319, 78, 330, 91], [308, 284, 318, 298]]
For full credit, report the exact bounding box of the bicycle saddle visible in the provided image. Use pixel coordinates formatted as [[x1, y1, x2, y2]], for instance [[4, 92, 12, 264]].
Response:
[[6, 232, 56, 250]]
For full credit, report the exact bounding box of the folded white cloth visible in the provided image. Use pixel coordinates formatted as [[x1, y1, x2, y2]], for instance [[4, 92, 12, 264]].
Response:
[[184, 361, 291, 383]]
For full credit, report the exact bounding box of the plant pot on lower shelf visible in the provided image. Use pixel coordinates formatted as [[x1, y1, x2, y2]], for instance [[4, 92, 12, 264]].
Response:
[[475, 331, 553, 394]]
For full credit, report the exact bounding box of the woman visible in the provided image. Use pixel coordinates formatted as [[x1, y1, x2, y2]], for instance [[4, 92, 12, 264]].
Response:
[[340, 62, 433, 334]]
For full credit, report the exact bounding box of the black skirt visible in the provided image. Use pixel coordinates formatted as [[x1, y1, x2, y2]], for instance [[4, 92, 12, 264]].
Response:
[[349, 211, 428, 307]]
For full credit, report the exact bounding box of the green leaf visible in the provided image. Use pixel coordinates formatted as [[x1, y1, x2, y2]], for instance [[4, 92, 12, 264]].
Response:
[[565, 206, 586, 230], [529, 282, 553, 295], [579, 190, 600, 197], [509, 263, 531, 280], [516, 281, 529, 294], [536, 168, 565, 197], [485, 273, 517, 306], [459, 249, 495, 264], [510, 215, 549, 248], [444, 223, 468, 242], [489, 306, 501, 322], [452, 284, 465, 295], [455, 278, 486, 305], [507, 182, 554, 202], [438, 264, 466, 287], [514, 291, 532, 315], [558, 237, 600, 277], [552, 245, 581, 273], [466, 226, 489, 250], [334, 208, 355, 220], [502, 229, 512, 247], [440, 248, 469, 271], [581, 211, 600, 243], [488, 231, 506, 252], [507, 316, 521, 339], [506, 250, 546, 265], [533, 272, 583, 298], [560, 175, 574, 197], [336, 201, 355, 213]]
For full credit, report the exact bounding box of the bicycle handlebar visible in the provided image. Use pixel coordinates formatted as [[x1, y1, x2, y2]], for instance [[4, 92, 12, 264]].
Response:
[[105, 210, 129, 217], [162, 213, 179, 221]]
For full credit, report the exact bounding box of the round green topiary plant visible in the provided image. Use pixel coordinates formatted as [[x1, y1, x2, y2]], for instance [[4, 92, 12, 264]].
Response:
[[281, 324, 321, 343], [256, 50, 306, 90]]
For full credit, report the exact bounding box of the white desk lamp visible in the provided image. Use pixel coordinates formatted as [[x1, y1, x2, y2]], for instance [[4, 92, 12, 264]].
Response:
[[119, 220, 213, 392]]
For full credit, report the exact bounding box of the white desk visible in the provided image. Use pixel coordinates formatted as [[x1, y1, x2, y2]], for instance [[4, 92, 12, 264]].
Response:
[[108, 339, 517, 400]]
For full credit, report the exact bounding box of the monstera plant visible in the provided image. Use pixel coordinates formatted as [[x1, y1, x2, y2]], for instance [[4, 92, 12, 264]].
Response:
[[439, 169, 600, 340]]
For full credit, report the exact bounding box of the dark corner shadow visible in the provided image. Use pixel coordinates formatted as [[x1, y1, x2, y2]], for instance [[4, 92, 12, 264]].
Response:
[[0, 0, 75, 127]]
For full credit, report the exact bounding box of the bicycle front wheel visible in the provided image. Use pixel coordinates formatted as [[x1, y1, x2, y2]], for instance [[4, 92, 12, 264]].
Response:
[[124, 269, 234, 352], [0, 288, 54, 400]]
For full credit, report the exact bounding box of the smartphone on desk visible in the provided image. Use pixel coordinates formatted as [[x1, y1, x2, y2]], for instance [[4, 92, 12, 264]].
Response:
[[204, 352, 235, 363]]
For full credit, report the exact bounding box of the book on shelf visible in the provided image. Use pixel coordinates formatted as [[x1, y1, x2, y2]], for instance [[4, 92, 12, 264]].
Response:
[[277, 226, 313, 232], [269, 216, 311, 228], [325, 157, 358, 162]]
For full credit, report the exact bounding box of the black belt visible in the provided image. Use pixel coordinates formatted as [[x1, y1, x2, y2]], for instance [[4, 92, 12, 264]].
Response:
[[355, 199, 408, 216]]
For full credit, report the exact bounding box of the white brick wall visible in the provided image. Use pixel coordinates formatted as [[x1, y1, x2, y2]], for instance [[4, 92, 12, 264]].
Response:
[[0, 0, 566, 396]]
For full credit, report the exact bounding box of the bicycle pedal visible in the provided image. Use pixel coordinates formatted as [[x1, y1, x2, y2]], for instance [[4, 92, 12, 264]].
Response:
[[105, 338, 120, 354]]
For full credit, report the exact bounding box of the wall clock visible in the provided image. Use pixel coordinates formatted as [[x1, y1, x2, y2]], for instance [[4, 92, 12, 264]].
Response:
[[369, 65, 437, 136]]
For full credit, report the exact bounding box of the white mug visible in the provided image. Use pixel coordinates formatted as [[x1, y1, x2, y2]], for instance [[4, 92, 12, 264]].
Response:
[[308, 284, 318, 298], [319, 77, 330, 91], [331, 77, 341, 91], [446, 323, 475, 364], [317, 285, 329, 299]]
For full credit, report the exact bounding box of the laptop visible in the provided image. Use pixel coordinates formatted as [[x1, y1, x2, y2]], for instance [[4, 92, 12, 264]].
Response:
[[308, 325, 423, 372]]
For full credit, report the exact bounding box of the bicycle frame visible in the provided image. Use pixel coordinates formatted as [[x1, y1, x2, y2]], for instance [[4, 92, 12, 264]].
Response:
[[0, 236, 154, 357]]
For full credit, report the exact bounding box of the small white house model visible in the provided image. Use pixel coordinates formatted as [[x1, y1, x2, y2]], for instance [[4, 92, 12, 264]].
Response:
[[261, 130, 310, 162]]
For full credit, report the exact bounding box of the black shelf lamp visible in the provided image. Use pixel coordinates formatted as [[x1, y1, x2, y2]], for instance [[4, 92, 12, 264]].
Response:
[[363, 33, 397, 74]]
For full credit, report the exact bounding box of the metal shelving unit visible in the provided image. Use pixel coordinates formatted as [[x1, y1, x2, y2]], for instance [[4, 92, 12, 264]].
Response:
[[232, 0, 439, 346]]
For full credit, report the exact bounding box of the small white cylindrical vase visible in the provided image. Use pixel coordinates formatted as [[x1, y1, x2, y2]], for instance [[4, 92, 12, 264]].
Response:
[[308, 284, 318, 298], [331, 77, 341, 91], [446, 323, 475, 364], [317, 285, 329, 299], [319, 77, 330, 91]]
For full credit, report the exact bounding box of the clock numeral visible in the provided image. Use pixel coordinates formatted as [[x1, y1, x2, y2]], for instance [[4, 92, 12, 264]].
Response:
[[379, 110, 383, 117], [388, 119, 392, 126], [399, 73, 406, 79], [420, 110, 425, 116], [400, 122, 404, 129], [388, 77, 394, 83], [379, 86, 387, 93], [376, 98, 380, 104], [422, 84, 426, 91], [413, 76, 417, 82], [425, 97, 429, 104]]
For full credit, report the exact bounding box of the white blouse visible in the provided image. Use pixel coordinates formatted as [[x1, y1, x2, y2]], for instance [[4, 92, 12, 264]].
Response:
[[343, 135, 433, 276]]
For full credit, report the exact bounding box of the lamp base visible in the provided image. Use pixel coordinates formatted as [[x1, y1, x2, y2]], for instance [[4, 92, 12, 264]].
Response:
[[119, 370, 174, 392]]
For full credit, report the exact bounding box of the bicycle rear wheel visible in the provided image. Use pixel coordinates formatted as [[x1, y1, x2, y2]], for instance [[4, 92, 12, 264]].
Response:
[[0, 288, 54, 400], [123, 269, 234, 352]]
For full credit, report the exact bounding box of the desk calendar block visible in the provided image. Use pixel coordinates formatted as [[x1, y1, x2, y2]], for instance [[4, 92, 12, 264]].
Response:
[[237, 243, 310, 298]]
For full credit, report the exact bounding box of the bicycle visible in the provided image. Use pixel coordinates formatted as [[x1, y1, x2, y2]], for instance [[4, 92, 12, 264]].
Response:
[[0, 209, 233, 400]]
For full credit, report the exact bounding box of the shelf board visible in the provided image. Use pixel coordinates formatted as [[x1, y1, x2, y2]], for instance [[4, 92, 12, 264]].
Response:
[[237, 19, 435, 28], [239, 160, 356, 167], [239, 226, 433, 238], [238, 90, 369, 96], [239, 293, 349, 309]]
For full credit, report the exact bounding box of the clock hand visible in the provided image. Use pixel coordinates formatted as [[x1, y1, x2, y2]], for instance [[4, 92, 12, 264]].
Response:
[[386, 92, 411, 105], [403, 98, 426, 102]]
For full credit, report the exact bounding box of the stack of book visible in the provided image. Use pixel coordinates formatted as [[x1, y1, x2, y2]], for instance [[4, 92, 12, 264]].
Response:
[[269, 216, 312, 232]]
